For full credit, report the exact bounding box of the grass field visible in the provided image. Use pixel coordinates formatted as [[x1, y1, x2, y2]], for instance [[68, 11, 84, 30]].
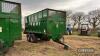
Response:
[[72, 29, 98, 37]]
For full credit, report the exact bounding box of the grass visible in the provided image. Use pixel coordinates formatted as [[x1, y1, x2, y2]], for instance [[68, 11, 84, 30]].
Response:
[[71, 29, 99, 37]]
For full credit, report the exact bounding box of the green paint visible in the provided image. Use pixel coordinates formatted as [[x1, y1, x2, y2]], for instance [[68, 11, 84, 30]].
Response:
[[0, 1, 22, 51], [25, 8, 66, 41]]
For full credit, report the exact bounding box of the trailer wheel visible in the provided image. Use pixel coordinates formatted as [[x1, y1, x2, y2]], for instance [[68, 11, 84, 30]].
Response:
[[27, 34, 31, 42], [30, 34, 37, 43]]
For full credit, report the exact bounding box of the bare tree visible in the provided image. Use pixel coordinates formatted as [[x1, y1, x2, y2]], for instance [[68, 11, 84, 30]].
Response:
[[66, 10, 72, 26], [88, 9, 100, 29], [71, 12, 84, 29]]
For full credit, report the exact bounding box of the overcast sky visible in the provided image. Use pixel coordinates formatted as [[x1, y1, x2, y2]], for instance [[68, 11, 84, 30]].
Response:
[[6, 0, 100, 28], [7, 0, 100, 16]]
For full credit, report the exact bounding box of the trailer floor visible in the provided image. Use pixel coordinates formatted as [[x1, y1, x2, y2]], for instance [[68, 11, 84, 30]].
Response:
[[5, 35, 100, 56]]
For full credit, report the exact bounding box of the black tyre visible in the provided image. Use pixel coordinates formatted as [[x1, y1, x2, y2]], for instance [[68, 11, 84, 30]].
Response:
[[30, 34, 37, 43], [27, 34, 31, 42]]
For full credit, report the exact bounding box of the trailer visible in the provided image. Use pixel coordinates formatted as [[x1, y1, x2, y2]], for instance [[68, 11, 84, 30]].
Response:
[[0, 1, 22, 53], [24, 8, 68, 49]]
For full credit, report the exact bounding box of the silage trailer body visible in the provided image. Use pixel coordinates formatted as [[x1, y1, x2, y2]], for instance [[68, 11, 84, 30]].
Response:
[[0, 1, 22, 51], [24, 9, 68, 48]]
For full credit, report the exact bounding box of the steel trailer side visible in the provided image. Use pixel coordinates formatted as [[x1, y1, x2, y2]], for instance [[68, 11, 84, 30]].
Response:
[[0, 1, 22, 53], [24, 8, 68, 49]]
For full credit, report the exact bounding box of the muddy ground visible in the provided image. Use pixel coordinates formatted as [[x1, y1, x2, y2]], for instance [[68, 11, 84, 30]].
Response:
[[5, 35, 100, 56]]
